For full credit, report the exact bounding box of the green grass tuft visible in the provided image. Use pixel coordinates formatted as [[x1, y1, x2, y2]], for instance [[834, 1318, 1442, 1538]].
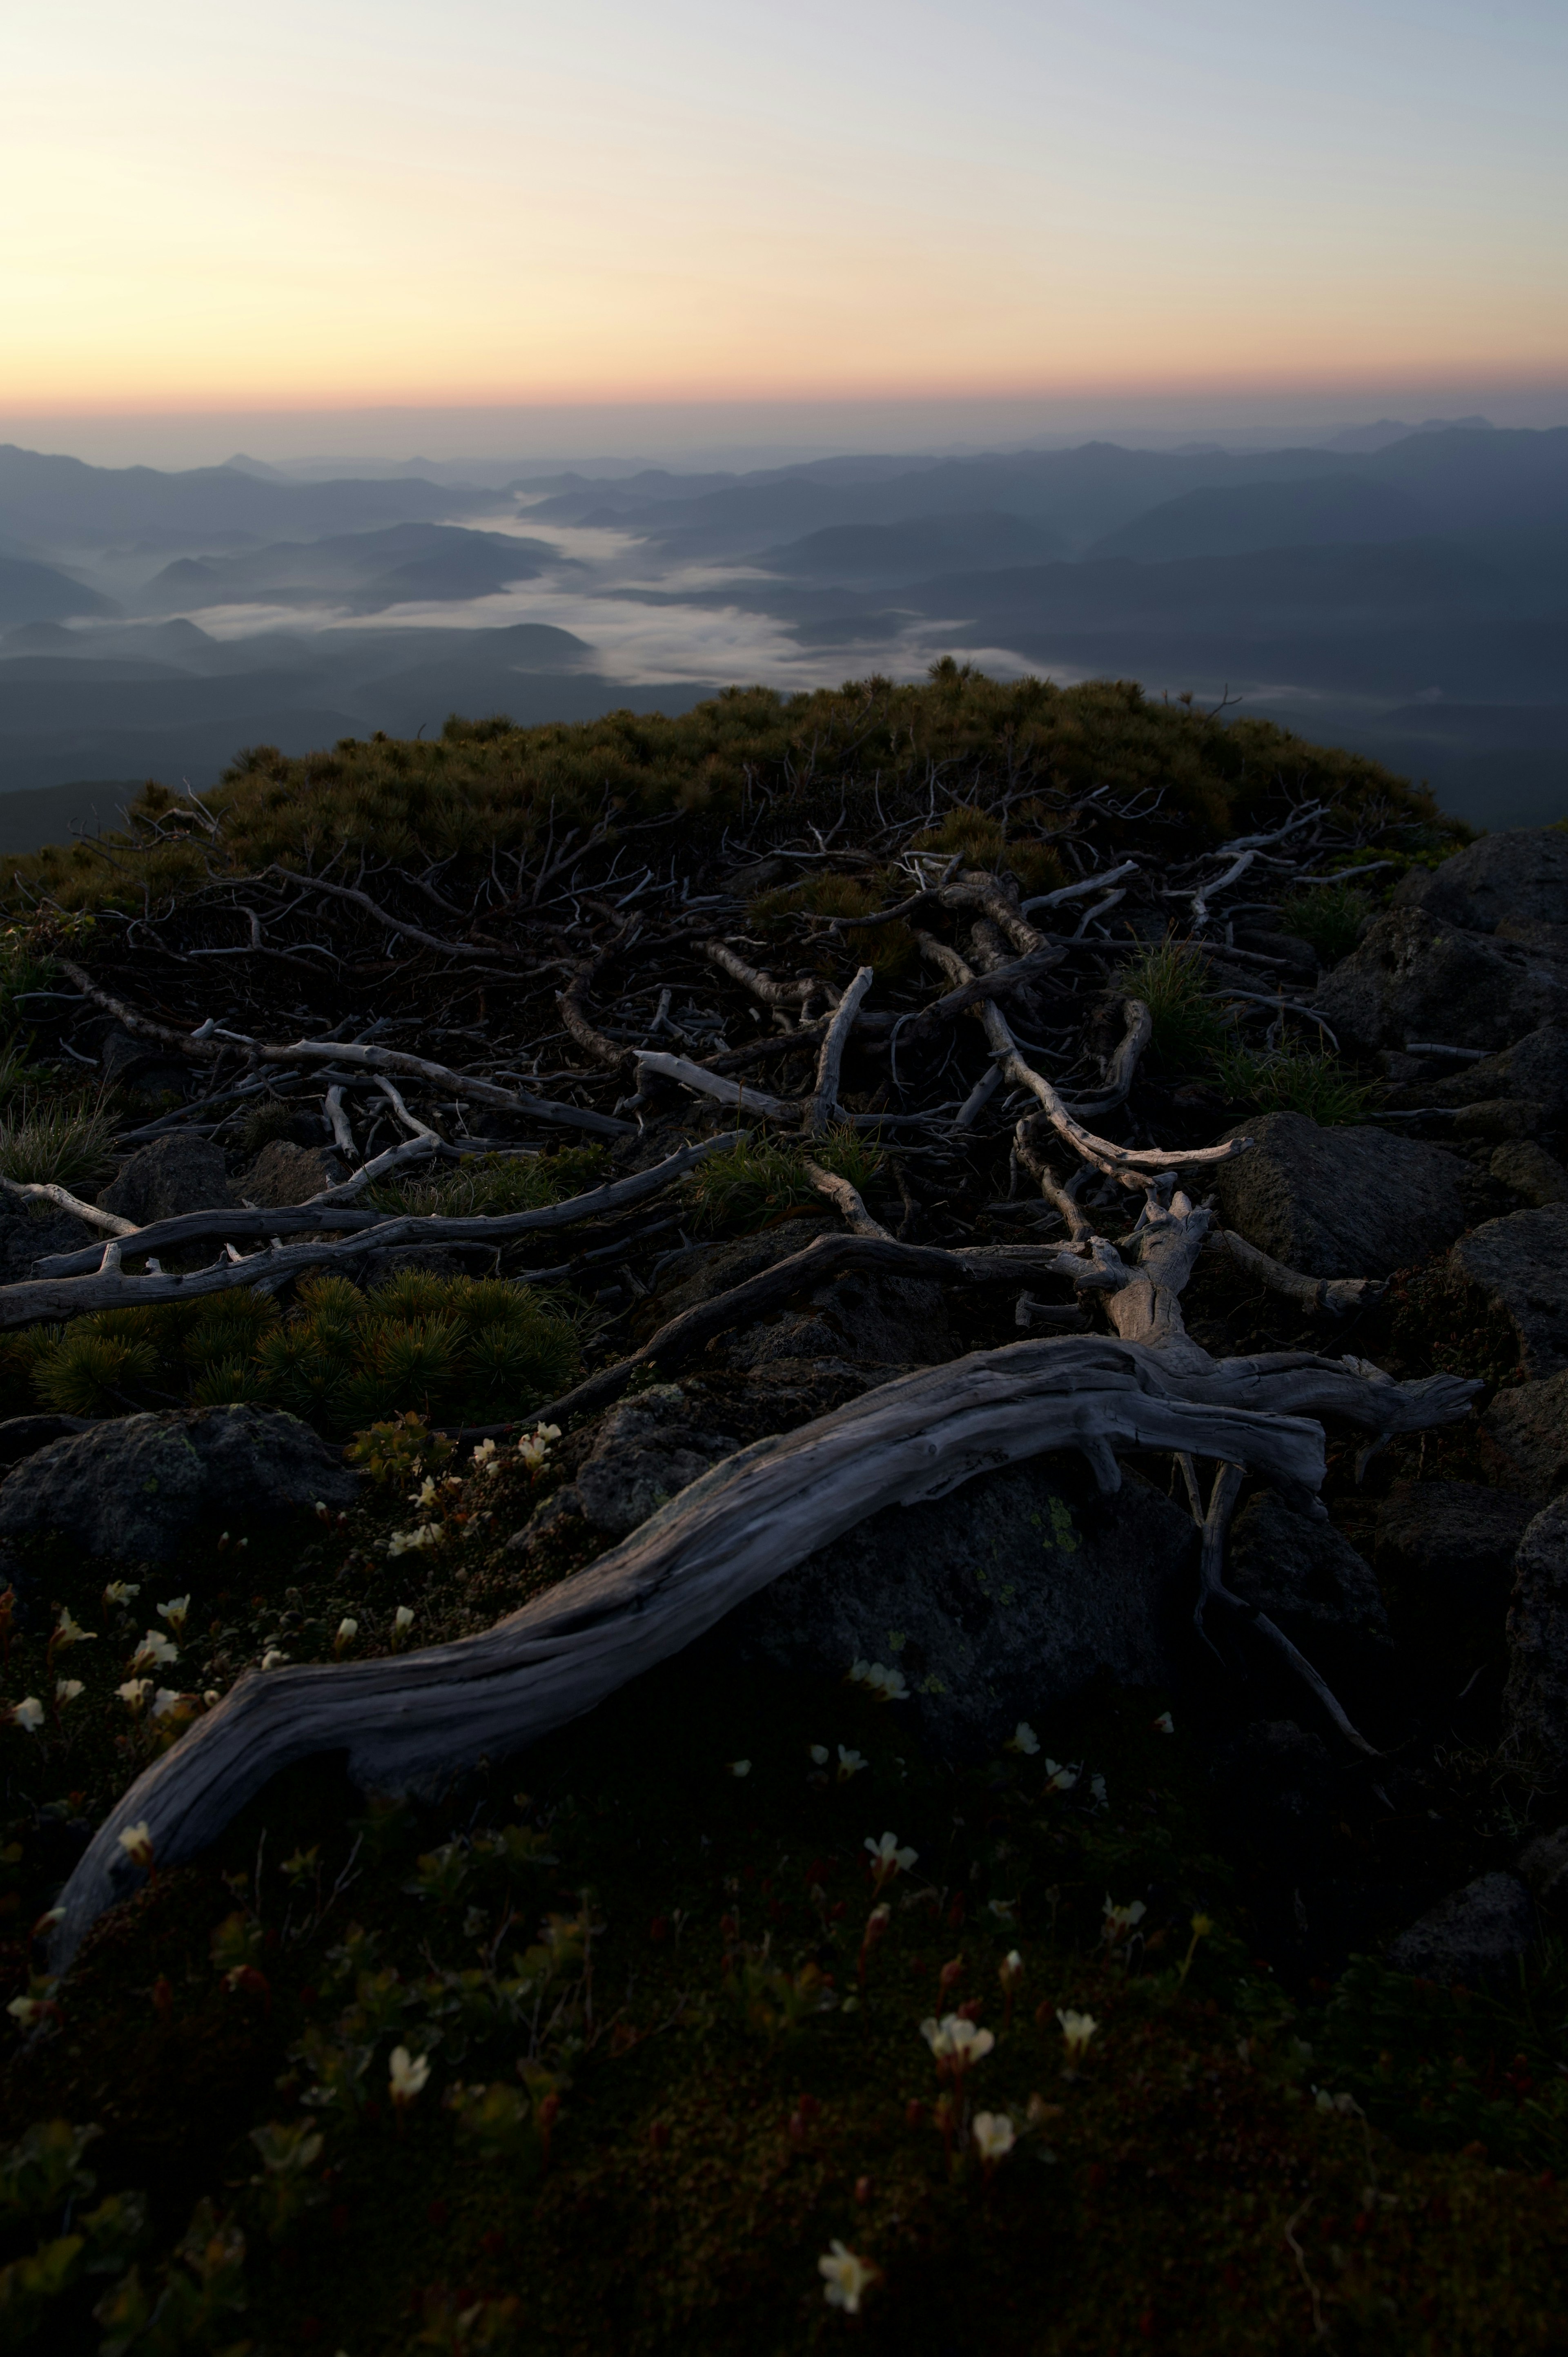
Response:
[[682, 1127, 884, 1233], [1214, 1041, 1378, 1124], [1277, 881, 1374, 966], [1114, 939, 1234, 1074]]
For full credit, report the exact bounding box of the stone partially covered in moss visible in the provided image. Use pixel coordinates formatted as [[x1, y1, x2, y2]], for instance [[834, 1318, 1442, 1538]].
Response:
[[726, 1453, 1194, 1757], [0, 1401, 358, 1566]]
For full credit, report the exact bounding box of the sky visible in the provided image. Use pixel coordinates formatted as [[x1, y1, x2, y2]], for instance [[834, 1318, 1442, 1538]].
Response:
[[6, 0, 1568, 453]]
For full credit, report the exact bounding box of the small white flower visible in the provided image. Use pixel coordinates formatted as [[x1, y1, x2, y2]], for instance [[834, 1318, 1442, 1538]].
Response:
[[10, 1698, 44, 1734], [1058, 2007, 1099, 2059], [987, 1898, 1017, 1923], [1152, 1710, 1175, 1735], [388, 2044, 430, 2104], [7, 1993, 48, 2027], [1042, 1758, 1078, 1793], [972, 2110, 1016, 2163], [52, 1608, 96, 1648], [334, 1617, 359, 1648], [726, 1759, 752, 1778], [394, 1606, 415, 1633], [836, 1746, 866, 1782], [863, 1662, 909, 1703], [1007, 1721, 1041, 1755], [818, 2240, 875, 2315], [116, 1678, 152, 1713], [102, 1581, 140, 1608], [808, 1744, 830, 1766], [920, 2012, 995, 2066], [260, 1650, 287, 1670], [156, 1595, 190, 1635], [848, 1658, 871, 1686], [54, 1679, 84, 1707], [150, 1688, 185, 1721], [117, 1822, 155, 1871], [1102, 1895, 1147, 1944], [131, 1630, 178, 1670], [471, 1438, 498, 1473], [864, 1831, 918, 1882]]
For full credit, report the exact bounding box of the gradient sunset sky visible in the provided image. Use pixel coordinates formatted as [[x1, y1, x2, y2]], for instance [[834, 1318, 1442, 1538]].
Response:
[[7, 0, 1566, 452]]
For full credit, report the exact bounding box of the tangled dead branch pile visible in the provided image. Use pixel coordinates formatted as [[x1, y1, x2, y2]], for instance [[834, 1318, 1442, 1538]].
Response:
[[2, 705, 1477, 1963]]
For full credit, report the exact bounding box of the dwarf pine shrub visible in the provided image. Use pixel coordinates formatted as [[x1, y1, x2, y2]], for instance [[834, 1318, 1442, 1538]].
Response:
[[3, 1269, 579, 1432]]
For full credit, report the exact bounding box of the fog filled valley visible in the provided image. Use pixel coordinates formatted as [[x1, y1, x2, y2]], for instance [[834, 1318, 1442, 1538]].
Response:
[[2, 418, 1566, 849]]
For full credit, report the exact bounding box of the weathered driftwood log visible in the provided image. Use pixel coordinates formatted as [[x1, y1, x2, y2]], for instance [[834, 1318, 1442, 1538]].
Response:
[[6, 1135, 743, 1314], [51, 1329, 1470, 1972]]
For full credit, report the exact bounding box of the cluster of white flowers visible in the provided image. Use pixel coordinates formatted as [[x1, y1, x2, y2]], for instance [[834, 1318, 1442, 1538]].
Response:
[[517, 1422, 561, 1472], [848, 1659, 909, 1702], [387, 1523, 445, 1558]]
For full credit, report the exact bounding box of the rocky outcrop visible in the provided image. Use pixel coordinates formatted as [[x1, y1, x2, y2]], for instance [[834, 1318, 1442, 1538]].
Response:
[[238, 1139, 347, 1206], [1384, 1022, 1568, 1125], [724, 1454, 1196, 1758], [1490, 1142, 1568, 1205], [1394, 828, 1568, 947], [1225, 1490, 1392, 1697], [1313, 909, 1564, 1053], [1385, 1873, 1535, 1986], [1212, 1111, 1466, 1277], [0, 1404, 359, 1566], [1448, 1205, 1568, 1378], [0, 1206, 98, 1283], [517, 1385, 743, 1545], [1503, 1494, 1568, 1784], [99, 1134, 236, 1225], [1375, 1480, 1537, 1627], [1485, 1374, 1568, 1498]]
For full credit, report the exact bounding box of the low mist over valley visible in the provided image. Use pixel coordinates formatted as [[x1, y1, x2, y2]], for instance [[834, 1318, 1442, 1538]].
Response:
[[0, 416, 1565, 847]]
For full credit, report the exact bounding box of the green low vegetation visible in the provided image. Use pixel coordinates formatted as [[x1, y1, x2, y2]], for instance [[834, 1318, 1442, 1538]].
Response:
[[0, 1269, 581, 1432], [0, 1097, 117, 1191], [4, 668, 1457, 920], [1114, 940, 1236, 1072], [1276, 880, 1375, 966], [682, 1128, 884, 1233], [1212, 1043, 1378, 1125]]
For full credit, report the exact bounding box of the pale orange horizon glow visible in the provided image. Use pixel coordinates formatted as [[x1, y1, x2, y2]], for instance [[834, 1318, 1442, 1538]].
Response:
[[7, 0, 1565, 423]]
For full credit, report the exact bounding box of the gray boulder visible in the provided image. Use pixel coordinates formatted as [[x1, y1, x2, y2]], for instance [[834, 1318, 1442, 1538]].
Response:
[[0, 1415, 94, 1470], [727, 1268, 952, 1371], [1313, 908, 1564, 1053], [100, 1134, 236, 1225], [0, 1403, 359, 1565], [0, 1206, 97, 1283], [1387, 1022, 1568, 1122], [1385, 1872, 1535, 1986], [1448, 1204, 1568, 1377], [1503, 1494, 1568, 1784], [239, 1139, 346, 1207], [572, 1387, 740, 1541], [1375, 1480, 1538, 1625], [1517, 1824, 1568, 1909], [1490, 1141, 1568, 1205], [1485, 1374, 1568, 1497], [1212, 1111, 1466, 1278], [1394, 829, 1568, 944], [725, 1454, 1196, 1758], [1226, 1490, 1391, 1695], [99, 1024, 193, 1099]]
